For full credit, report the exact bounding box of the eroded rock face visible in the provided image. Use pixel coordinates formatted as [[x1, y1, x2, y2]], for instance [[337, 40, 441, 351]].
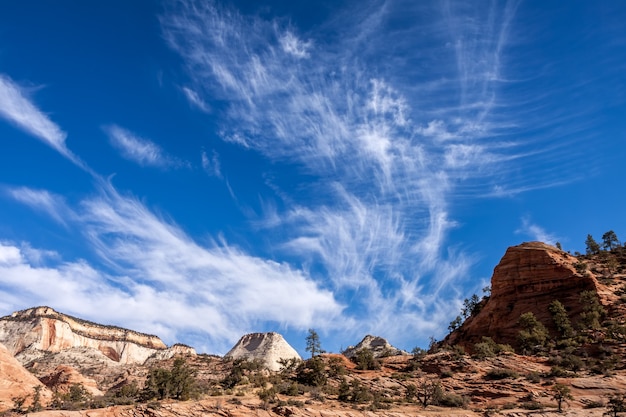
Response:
[[0, 342, 52, 412], [225, 332, 301, 371], [448, 242, 599, 349], [0, 306, 167, 364], [343, 335, 408, 358]]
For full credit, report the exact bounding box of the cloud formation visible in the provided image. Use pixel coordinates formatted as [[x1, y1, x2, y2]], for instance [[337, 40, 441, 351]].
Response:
[[104, 124, 185, 169], [4, 185, 343, 353], [0, 74, 85, 169], [159, 0, 526, 343]]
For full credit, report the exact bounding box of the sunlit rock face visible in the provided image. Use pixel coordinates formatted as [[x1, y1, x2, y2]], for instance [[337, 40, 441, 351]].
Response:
[[447, 242, 600, 349], [0, 342, 52, 412], [225, 332, 301, 371], [0, 306, 167, 364]]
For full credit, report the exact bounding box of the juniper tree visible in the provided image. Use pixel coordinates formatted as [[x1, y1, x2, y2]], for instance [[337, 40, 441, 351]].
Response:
[[305, 328, 323, 358], [586, 234, 601, 255], [602, 230, 620, 251]]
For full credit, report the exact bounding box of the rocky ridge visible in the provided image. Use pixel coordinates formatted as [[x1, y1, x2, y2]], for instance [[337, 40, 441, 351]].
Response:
[[0, 306, 170, 364], [343, 335, 409, 358]]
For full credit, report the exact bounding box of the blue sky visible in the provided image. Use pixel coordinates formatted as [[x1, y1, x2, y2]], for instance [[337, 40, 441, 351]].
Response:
[[0, 0, 624, 356]]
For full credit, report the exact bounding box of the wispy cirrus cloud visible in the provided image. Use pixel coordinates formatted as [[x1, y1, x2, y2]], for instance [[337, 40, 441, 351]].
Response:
[[5, 184, 344, 353], [0, 74, 86, 170], [516, 217, 560, 245], [181, 86, 211, 113], [104, 124, 186, 169], [159, 0, 527, 344], [201, 149, 222, 178], [5, 187, 72, 226]]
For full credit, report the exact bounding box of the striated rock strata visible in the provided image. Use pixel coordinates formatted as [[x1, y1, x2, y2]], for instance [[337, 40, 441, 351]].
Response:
[[447, 241, 601, 349], [0, 306, 167, 364], [225, 332, 301, 371], [343, 335, 409, 358]]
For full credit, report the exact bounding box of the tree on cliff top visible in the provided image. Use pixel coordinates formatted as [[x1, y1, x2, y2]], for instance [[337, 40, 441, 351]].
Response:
[[602, 230, 620, 251], [586, 234, 601, 255], [306, 328, 323, 358]]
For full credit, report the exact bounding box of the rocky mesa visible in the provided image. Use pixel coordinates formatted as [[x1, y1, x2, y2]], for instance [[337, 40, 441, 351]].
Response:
[[0, 306, 168, 364]]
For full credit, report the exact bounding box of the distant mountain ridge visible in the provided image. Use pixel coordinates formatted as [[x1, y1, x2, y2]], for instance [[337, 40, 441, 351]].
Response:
[[0, 306, 171, 364]]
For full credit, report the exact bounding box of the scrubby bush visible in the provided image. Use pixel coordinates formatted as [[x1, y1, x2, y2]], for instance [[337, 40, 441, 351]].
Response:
[[517, 312, 549, 353], [296, 356, 327, 387], [472, 337, 514, 359], [484, 368, 519, 380], [352, 349, 380, 370], [142, 357, 199, 401]]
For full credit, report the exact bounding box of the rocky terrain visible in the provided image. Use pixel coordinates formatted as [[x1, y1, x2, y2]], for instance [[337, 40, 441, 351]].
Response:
[[1, 240, 626, 417]]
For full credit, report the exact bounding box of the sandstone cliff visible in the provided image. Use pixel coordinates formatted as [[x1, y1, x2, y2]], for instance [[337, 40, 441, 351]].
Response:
[[0, 342, 52, 412], [446, 241, 602, 349], [0, 306, 167, 364], [225, 332, 301, 371], [343, 335, 409, 358]]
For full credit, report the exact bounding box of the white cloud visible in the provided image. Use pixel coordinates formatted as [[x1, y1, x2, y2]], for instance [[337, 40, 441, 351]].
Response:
[[6, 187, 72, 226], [201, 150, 222, 178], [516, 217, 559, 245], [6, 185, 343, 353], [0, 74, 86, 169], [104, 124, 184, 169], [181, 86, 211, 113], [279, 31, 311, 58], [159, 0, 527, 344]]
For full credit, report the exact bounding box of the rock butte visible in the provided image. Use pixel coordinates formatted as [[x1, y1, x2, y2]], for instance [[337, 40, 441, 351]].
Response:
[[446, 241, 602, 349], [225, 332, 301, 371]]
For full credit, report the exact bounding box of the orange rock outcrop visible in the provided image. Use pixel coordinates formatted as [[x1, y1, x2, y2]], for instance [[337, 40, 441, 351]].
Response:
[[447, 241, 600, 349]]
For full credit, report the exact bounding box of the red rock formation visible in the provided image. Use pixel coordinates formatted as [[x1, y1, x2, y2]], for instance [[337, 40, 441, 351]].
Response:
[[447, 242, 600, 349], [0, 342, 52, 412]]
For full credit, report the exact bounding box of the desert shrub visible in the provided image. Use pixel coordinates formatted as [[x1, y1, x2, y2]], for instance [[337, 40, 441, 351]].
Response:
[[605, 394, 626, 416], [337, 379, 373, 403], [438, 392, 468, 408], [257, 387, 277, 406], [277, 357, 301, 375], [51, 383, 93, 410], [413, 377, 443, 408], [578, 291, 606, 331], [525, 371, 541, 383], [548, 365, 572, 377], [221, 358, 265, 389], [142, 358, 199, 401], [520, 401, 544, 410], [472, 337, 513, 359], [351, 349, 381, 370], [517, 312, 549, 353], [296, 356, 327, 387], [484, 368, 519, 380], [549, 300, 575, 339]]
